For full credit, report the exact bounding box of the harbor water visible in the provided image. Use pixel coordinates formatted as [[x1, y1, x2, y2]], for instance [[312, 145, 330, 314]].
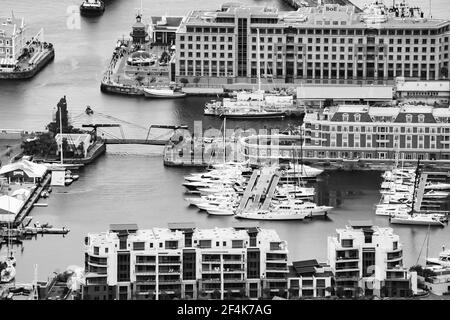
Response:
[[0, 0, 450, 283]]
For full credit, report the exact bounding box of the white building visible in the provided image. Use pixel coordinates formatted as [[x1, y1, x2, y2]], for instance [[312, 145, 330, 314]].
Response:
[[327, 220, 417, 298], [55, 133, 92, 158], [0, 15, 26, 66], [82, 223, 290, 300], [422, 266, 450, 296], [395, 78, 450, 105]]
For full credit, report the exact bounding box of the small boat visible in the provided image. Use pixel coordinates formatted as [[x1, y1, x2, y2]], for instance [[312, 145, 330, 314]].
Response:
[[143, 87, 186, 99], [423, 190, 450, 199], [235, 210, 310, 221], [71, 175, 80, 181], [206, 207, 235, 216], [375, 203, 410, 216], [80, 0, 105, 17], [33, 203, 48, 207], [425, 183, 450, 191], [65, 178, 74, 186], [0, 264, 16, 284]]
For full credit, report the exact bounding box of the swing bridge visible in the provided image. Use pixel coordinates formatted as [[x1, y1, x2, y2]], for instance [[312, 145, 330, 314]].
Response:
[[70, 110, 189, 146]]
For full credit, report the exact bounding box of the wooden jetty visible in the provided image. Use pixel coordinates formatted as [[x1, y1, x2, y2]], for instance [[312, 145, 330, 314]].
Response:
[[237, 167, 280, 214], [13, 172, 51, 228]]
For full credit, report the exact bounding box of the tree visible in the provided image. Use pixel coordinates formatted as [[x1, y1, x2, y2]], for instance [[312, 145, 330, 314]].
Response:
[[440, 67, 448, 78], [335, 286, 345, 298], [193, 77, 201, 87], [325, 286, 334, 296], [277, 288, 286, 299], [212, 289, 221, 300], [225, 289, 232, 300], [179, 78, 189, 87], [323, 98, 334, 108], [239, 288, 246, 299], [262, 287, 271, 299], [288, 288, 298, 299], [409, 265, 424, 276]]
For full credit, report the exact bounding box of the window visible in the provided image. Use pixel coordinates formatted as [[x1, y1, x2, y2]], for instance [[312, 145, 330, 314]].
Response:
[[406, 114, 413, 123], [133, 242, 145, 251], [354, 113, 361, 122], [418, 114, 425, 123], [342, 113, 349, 122]]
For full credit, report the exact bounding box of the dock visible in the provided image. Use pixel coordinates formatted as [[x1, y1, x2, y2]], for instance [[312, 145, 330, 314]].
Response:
[[236, 167, 280, 214], [13, 173, 51, 228]]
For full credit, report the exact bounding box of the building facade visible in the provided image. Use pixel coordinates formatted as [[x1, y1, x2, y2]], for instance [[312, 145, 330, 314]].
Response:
[[82, 223, 293, 300], [175, 3, 450, 85], [327, 220, 417, 298], [0, 16, 26, 64], [395, 78, 450, 105], [239, 104, 450, 168]]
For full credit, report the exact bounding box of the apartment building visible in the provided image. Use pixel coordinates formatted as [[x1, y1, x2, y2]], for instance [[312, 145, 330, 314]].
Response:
[[81, 223, 291, 300], [287, 259, 333, 298], [175, 3, 450, 85], [327, 220, 417, 298]]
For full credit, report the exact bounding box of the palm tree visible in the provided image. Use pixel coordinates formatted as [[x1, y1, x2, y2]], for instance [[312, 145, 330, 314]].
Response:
[[262, 287, 271, 299]]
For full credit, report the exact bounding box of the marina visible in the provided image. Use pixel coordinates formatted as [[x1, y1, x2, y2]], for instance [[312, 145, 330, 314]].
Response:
[[0, 0, 450, 304]]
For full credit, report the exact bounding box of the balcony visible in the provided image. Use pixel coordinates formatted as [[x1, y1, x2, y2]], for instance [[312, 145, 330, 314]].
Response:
[[335, 276, 359, 282]]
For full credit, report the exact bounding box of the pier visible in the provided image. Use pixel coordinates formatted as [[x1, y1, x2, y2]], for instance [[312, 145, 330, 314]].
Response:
[[13, 173, 51, 228], [236, 167, 280, 214]]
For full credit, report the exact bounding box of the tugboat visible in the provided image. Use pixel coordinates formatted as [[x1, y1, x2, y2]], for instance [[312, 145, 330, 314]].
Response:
[[80, 0, 105, 17]]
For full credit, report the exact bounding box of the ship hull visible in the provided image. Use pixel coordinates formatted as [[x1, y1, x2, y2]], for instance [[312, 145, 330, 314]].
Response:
[[0, 48, 54, 80]]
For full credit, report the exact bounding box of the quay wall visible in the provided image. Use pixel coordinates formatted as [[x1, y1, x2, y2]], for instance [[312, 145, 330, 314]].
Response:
[[0, 49, 54, 80]]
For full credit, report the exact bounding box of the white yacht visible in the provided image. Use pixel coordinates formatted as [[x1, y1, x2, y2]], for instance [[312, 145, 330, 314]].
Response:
[[426, 247, 450, 267], [235, 201, 332, 221], [280, 164, 324, 179], [389, 212, 447, 227], [425, 183, 450, 191], [423, 190, 450, 199], [206, 204, 236, 216], [184, 193, 238, 207], [375, 203, 410, 216], [275, 184, 315, 199], [143, 87, 186, 99]]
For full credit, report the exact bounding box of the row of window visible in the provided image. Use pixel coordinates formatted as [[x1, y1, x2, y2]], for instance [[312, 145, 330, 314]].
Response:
[[314, 123, 449, 131]]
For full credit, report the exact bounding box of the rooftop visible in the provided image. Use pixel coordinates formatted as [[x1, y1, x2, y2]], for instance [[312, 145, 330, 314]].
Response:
[[180, 3, 449, 29], [0, 16, 25, 38], [396, 81, 450, 92]]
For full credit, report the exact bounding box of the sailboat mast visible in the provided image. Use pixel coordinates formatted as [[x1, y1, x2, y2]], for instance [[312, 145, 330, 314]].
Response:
[[256, 28, 261, 112], [410, 159, 420, 215], [59, 103, 63, 165], [223, 117, 226, 163]]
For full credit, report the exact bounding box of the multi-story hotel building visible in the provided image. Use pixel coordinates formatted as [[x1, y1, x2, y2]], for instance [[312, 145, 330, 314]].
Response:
[[239, 104, 450, 168], [327, 220, 417, 298], [175, 3, 450, 85], [82, 223, 295, 300], [0, 16, 26, 66]]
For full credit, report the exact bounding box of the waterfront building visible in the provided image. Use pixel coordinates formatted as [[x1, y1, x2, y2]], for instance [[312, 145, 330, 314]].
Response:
[[0, 160, 47, 184], [130, 14, 149, 44], [82, 223, 290, 300], [395, 78, 450, 105], [240, 104, 450, 168], [175, 3, 450, 86], [0, 195, 24, 224], [55, 133, 93, 158], [150, 16, 183, 45], [287, 259, 333, 298], [327, 220, 417, 298], [0, 15, 26, 64], [421, 266, 450, 296], [297, 84, 393, 107]]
